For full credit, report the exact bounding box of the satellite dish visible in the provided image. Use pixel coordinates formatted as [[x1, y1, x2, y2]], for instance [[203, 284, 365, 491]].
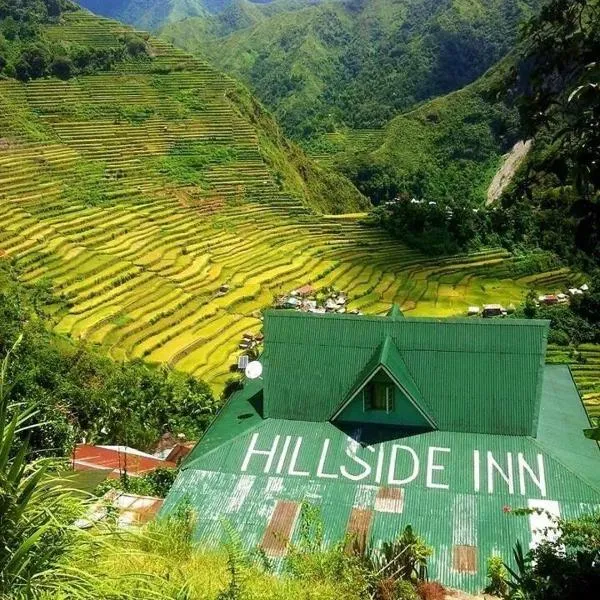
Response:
[[245, 360, 263, 380]]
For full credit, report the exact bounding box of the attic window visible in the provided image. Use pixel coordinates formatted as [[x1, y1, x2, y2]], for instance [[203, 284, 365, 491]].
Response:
[[363, 382, 394, 413]]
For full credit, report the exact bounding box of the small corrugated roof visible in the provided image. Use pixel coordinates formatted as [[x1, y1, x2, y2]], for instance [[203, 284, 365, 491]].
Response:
[[74, 444, 175, 478], [262, 310, 549, 435], [77, 490, 163, 530]]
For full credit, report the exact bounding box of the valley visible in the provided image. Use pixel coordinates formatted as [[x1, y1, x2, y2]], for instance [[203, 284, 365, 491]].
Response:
[[0, 10, 575, 394], [0, 1, 599, 598], [157, 0, 543, 139]]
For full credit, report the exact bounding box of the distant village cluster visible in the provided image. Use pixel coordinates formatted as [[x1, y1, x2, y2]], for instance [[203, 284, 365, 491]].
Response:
[[274, 284, 360, 315], [467, 282, 590, 318], [537, 283, 589, 305]]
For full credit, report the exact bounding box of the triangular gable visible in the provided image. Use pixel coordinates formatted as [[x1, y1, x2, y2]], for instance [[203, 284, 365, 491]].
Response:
[[330, 336, 437, 429], [387, 304, 405, 319]]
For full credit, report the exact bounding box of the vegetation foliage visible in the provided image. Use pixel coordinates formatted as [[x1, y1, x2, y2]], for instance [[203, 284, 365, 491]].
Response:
[[0, 260, 218, 455], [499, 0, 600, 268], [95, 467, 178, 498], [334, 58, 520, 208], [491, 510, 600, 600], [365, 0, 599, 271], [0, 0, 150, 81]]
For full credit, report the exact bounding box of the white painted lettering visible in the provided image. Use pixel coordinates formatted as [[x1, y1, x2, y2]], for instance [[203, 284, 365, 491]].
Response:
[[487, 452, 514, 494], [426, 447, 450, 490], [388, 444, 420, 485], [518, 453, 547, 497], [375, 445, 385, 484], [288, 437, 310, 477], [317, 439, 338, 479], [241, 433, 280, 474], [340, 444, 372, 481], [473, 450, 481, 493], [275, 435, 292, 474]]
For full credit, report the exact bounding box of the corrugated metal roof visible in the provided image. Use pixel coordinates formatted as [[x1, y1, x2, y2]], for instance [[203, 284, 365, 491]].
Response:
[[262, 310, 548, 435], [165, 309, 598, 594], [165, 365, 600, 593], [331, 335, 436, 426], [77, 490, 163, 529], [535, 365, 600, 491], [74, 444, 175, 477]]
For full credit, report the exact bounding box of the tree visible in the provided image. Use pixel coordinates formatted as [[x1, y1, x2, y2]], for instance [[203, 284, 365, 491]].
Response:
[[123, 34, 147, 57], [14, 44, 50, 80], [45, 0, 62, 18], [501, 512, 600, 599], [519, 0, 599, 195], [50, 55, 73, 79]]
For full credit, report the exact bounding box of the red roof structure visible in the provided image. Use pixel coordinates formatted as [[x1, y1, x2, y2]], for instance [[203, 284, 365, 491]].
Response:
[[165, 442, 195, 463], [73, 444, 175, 479], [296, 284, 315, 296]]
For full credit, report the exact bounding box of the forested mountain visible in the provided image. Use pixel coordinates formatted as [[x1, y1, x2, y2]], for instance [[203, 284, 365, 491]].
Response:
[[76, 0, 289, 30], [364, 0, 599, 267], [334, 57, 519, 207], [160, 0, 544, 139]]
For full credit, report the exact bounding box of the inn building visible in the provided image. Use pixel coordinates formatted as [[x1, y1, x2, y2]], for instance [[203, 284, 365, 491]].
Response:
[[161, 307, 600, 592]]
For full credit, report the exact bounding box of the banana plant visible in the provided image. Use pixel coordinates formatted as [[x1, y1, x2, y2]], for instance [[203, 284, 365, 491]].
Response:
[[0, 335, 71, 595]]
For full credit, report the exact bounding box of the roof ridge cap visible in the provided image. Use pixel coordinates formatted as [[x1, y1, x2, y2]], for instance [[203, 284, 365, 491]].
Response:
[[182, 419, 270, 471]]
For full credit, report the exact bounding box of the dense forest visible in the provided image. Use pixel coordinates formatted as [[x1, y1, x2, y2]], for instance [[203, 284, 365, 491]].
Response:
[[160, 0, 543, 139], [0, 0, 150, 80], [335, 57, 520, 209], [368, 0, 599, 270]]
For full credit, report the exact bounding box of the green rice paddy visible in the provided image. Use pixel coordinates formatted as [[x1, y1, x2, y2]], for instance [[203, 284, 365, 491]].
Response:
[[0, 13, 587, 396]]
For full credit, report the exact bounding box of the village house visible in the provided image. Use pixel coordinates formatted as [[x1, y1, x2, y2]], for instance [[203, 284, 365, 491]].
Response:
[[161, 306, 600, 593]]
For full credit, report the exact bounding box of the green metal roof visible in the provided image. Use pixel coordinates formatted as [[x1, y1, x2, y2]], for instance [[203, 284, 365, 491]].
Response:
[[164, 310, 598, 593], [387, 304, 405, 319], [166, 365, 600, 594], [331, 335, 437, 427], [262, 310, 549, 435]]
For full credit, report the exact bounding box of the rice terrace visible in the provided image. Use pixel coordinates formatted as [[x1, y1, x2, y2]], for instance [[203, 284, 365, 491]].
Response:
[[1, 1, 600, 598], [0, 12, 592, 395]]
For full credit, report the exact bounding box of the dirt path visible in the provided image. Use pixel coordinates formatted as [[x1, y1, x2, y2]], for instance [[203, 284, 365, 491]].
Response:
[[486, 139, 533, 205]]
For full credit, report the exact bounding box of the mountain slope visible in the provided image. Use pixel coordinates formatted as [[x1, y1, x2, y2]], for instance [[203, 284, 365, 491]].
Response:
[[77, 0, 210, 30], [161, 0, 543, 139], [1, 7, 567, 392], [349, 0, 599, 268], [333, 56, 521, 206], [76, 0, 288, 29]]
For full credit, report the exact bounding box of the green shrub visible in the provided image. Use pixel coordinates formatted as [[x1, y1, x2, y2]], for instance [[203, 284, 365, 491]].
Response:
[[484, 555, 509, 597]]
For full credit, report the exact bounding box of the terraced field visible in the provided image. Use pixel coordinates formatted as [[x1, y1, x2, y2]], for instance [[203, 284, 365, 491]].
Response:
[[0, 12, 585, 393], [547, 345, 600, 419], [308, 129, 384, 166]]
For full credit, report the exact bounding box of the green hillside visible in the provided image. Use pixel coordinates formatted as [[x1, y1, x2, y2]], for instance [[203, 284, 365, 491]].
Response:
[[0, 7, 577, 394], [161, 0, 543, 139], [332, 56, 520, 206], [77, 0, 219, 30], [350, 0, 600, 268], [76, 0, 308, 30]]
